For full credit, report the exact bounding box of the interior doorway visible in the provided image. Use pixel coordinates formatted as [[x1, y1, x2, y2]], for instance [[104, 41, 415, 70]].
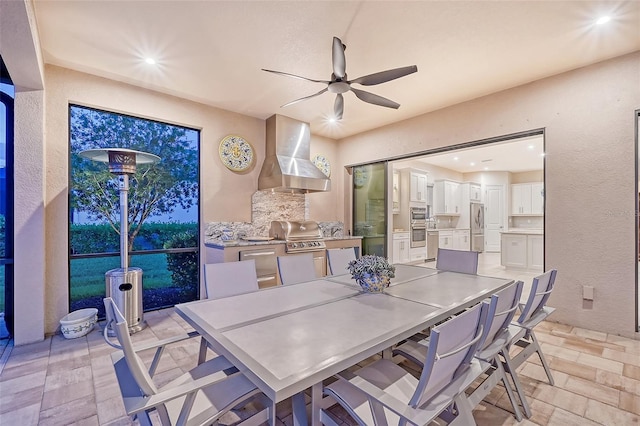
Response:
[[387, 131, 545, 277]]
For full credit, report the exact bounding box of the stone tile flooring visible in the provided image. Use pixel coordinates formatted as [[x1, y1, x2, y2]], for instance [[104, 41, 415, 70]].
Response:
[[1, 313, 639, 425], [0, 256, 639, 425]]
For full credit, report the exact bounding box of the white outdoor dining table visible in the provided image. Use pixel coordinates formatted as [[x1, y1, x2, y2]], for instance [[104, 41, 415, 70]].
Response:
[[175, 264, 513, 426]]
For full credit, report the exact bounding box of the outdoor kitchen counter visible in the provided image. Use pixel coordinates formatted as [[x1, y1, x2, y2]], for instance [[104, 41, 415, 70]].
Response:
[[205, 236, 363, 264], [204, 235, 362, 249]]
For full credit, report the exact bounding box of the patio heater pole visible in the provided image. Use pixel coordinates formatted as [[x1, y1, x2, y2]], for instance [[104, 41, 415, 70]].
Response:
[[79, 148, 160, 334]]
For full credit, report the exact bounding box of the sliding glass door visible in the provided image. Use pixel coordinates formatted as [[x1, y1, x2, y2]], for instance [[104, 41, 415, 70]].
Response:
[[352, 162, 387, 257]]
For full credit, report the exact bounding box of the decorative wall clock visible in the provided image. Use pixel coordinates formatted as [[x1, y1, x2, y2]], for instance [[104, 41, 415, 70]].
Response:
[[219, 135, 254, 172], [312, 154, 331, 177]]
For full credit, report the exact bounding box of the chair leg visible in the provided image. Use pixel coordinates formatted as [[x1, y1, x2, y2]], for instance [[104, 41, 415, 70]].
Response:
[[450, 394, 477, 426], [530, 331, 555, 386], [495, 361, 523, 422], [501, 350, 532, 418]]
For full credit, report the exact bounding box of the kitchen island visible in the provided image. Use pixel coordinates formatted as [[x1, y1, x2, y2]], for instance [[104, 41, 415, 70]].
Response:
[[500, 229, 543, 270]]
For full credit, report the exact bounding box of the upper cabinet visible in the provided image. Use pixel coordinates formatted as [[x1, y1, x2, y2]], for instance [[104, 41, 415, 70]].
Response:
[[469, 183, 481, 202], [392, 170, 400, 214], [434, 180, 461, 215], [409, 171, 429, 203], [511, 182, 544, 215]]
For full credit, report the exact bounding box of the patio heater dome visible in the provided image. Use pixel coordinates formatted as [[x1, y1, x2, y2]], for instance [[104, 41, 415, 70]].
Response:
[[79, 148, 160, 334]]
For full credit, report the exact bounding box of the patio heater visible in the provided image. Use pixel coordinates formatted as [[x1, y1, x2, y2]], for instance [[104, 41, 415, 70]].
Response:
[[79, 148, 160, 334]]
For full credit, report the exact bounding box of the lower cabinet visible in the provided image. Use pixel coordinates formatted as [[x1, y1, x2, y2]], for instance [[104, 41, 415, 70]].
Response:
[[501, 233, 543, 270], [438, 230, 469, 251], [453, 230, 470, 251], [392, 232, 410, 264], [438, 230, 453, 249], [527, 235, 544, 270]]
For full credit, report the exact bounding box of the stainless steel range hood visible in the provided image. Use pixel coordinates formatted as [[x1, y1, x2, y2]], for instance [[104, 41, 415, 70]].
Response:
[[258, 114, 331, 193]]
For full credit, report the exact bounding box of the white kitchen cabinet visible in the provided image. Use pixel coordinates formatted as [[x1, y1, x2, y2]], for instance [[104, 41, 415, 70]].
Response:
[[392, 170, 400, 214], [511, 183, 544, 215], [469, 183, 482, 202], [410, 171, 429, 203], [527, 234, 544, 269], [531, 183, 544, 215], [501, 232, 543, 270], [453, 230, 470, 251], [434, 180, 461, 215], [410, 247, 427, 261], [392, 232, 410, 264], [438, 230, 453, 249], [501, 234, 528, 268]]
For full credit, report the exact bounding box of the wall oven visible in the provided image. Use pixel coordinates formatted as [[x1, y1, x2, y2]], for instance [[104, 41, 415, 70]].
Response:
[[410, 207, 427, 248]]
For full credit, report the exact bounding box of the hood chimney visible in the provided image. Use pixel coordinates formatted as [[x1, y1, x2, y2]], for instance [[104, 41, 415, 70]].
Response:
[[258, 114, 331, 193]]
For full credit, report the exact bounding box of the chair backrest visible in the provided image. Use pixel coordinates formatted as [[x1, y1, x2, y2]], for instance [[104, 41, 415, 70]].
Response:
[[326, 247, 357, 275], [103, 297, 158, 396], [277, 253, 317, 285], [435, 248, 479, 274], [410, 301, 488, 408], [203, 259, 259, 299], [517, 269, 557, 325], [479, 280, 524, 351]]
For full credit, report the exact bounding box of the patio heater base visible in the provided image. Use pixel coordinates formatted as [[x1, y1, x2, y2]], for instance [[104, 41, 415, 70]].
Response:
[[105, 267, 147, 334]]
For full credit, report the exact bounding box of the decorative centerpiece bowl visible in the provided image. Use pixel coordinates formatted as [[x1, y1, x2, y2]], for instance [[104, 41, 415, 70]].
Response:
[[347, 255, 396, 293]]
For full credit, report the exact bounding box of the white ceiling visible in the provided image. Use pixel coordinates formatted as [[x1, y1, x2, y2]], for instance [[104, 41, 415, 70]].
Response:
[[32, 1, 640, 139], [403, 134, 545, 174]]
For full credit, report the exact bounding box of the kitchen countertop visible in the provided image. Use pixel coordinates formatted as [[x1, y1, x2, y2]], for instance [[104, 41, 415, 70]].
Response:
[[205, 235, 362, 249], [500, 229, 543, 235]]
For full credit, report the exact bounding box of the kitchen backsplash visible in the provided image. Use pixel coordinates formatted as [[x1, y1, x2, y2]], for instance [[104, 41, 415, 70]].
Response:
[[510, 216, 543, 229], [205, 190, 343, 241]]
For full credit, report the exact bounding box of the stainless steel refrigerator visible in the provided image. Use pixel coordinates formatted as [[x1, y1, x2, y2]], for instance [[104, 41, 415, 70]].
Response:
[[470, 202, 484, 252]]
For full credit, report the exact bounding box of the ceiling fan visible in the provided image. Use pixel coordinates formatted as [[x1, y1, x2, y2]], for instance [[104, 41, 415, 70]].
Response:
[[262, 37, 418, 120]]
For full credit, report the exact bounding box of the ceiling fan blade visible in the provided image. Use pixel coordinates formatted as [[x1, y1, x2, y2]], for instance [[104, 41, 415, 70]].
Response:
[[332, 37, 346, 79], [334, 94, 344, 120], [351, 88, 400, 109], [280, 88, 328, 108], [349, 65, 418, 86], [262, 69, 329, 84]]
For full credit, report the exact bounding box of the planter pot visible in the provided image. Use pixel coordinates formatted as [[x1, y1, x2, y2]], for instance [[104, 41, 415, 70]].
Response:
[[356, 273, 391, 293], [59, 308, 98, 339]]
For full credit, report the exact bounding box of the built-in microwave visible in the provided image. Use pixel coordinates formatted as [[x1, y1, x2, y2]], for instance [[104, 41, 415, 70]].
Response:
[[410, 207, 428, 222]]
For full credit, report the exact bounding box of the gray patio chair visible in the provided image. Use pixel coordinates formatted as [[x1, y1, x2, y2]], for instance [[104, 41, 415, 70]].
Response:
[[277, 252, 317, 285], [326, 247, 357, 275], [199, 259, 260, 363], [500, 269, 558, 418], [393, 280, 526, 421], [320, 302, 489, 425], [103, 297, 269, 426], [435, 248, 479, 274]]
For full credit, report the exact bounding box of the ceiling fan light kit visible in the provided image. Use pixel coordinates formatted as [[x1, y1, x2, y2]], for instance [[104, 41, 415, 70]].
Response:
[[263, 36, 417, 120]]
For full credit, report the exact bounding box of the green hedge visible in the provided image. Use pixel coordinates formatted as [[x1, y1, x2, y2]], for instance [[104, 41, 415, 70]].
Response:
[[70, 222, 198, 254], [164, 228, 198, 297]]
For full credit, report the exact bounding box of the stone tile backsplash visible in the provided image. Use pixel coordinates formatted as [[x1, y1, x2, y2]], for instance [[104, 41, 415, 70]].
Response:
[[205, 190, 343, 242]]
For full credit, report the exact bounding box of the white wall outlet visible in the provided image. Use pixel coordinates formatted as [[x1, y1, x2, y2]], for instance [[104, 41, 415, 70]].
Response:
[[582, 285, 594, 301]]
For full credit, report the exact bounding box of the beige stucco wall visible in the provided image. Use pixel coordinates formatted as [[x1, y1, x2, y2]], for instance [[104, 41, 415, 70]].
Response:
[[43, 65, 339, 334], [337, 51, 640, 337]]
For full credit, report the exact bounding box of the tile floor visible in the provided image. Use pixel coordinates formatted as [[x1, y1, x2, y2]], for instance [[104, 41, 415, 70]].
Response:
[[0, 255, 639, 425]]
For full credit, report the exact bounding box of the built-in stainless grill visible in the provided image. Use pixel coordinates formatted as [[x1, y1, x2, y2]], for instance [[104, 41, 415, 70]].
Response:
[[269, 220, 326, 253]]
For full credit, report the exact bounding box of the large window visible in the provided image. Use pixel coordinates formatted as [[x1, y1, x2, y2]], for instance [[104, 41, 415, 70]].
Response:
[[69, 105, 200, 317], [1, 56, 14, 338]]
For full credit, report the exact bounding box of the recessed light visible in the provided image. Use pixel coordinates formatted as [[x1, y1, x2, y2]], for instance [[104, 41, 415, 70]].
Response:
[[596, 16, 611, 25], [144, 57, 157, 65], [470, 162, 475, 166], [453, 156, 459, 161], [484, 167, 489, 171], [540, 153, 545, 157], [528, 145, 535, 150], [328, 117, 337, 123]]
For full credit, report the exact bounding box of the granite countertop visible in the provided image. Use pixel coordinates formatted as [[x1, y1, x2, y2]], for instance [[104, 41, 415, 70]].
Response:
[[205, 235, 362, 249], [500, 229, 544, 235]]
